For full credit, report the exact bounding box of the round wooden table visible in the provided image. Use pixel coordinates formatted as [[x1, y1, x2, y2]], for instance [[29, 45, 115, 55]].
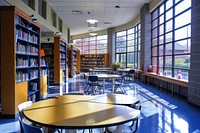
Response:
[[90, 93, 139, 105], [23, 98, 140, 130], [56, 94, 139, 106]]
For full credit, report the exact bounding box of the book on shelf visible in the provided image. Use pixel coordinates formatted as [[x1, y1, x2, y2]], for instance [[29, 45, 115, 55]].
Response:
[[28, 94, 36, 102]]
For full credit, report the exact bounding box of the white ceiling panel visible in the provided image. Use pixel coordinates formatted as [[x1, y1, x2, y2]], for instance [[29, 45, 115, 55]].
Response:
[[45, 0, 151, 35]]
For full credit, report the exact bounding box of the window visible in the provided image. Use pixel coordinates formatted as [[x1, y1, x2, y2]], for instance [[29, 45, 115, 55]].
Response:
[[58, 17, 63, 32], [51, 9, 57, 27], [115, 24, 141, 68], [151, 0, 191, 80], [38, 0, 46, 19], [21, 0, 35, 10], [73, 35, 107, 54]]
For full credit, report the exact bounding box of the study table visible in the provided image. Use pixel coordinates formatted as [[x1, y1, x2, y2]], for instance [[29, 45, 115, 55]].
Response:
[[89, 69, 111, 74], [23, 97, 140, 132], [117, 68, 131, 73]]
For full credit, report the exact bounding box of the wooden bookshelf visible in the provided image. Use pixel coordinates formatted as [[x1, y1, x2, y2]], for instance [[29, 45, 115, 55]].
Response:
[[0, 13, 1, 110], [41, 42, 54, 85], [40, 55, 48, 99], [80, 53, 109, 72], [0, 6, 41, 116], [41, 36, 68, 85], [67, 45, 80, 77]]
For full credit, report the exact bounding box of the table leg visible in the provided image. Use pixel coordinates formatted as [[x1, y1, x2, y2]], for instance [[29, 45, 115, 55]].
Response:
[[103, 79, 105, 94], [112, 78, 115, 93]]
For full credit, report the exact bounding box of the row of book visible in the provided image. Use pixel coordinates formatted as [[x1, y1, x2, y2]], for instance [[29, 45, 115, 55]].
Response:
[[30, 82, 38, 91], [16, 42, 38, 55], [16, 29, 38, 43], [29, 70, 39, 79], [60, 60, 66, 64], [16, 72, 29, 82], [60, 45, 66, 52], [16, 70, 40, 82], [16, 58, 29, 68], [29, 58, 38, 67], [16, 15, 39, 34], [40, 59, 47, 66], [28, 94, 36, 102], [60, 65, 66, 70], [40, 69, 48, 76], [60, 53, 66, 58]]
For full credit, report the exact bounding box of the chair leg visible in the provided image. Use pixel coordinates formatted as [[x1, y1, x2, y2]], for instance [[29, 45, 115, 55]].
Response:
[[131, 118, 139, 133]]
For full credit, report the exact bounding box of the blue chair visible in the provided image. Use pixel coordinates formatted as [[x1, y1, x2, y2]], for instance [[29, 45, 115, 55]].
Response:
[[19, 117, 43, 133], [18, 101, 59, 133], [113, 75, 126, 94], [85, 75, 103, 95]]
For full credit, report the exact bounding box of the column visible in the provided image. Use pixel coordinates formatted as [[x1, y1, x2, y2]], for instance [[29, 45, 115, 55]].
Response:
[[188, 0, 200, 106]]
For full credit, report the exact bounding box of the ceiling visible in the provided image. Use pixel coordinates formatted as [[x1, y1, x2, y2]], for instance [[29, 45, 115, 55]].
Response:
[[46, 0, 151, 35]]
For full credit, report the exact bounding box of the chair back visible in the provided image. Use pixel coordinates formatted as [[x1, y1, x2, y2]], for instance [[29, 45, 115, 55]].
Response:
[[129, 69, 135, 74], [88, 75, 98, 82], [18, 101, 33, 119], [19, 117, 43, 133]]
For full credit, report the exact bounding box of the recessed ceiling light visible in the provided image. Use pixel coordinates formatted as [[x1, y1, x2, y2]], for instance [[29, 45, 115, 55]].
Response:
[[89, 33, 97, 36], [71, 10, 83, 15], [86, 19, 98, 24]]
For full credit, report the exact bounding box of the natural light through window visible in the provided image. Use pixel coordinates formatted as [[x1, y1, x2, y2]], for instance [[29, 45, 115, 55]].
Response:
[[151, 0, 191, 80]]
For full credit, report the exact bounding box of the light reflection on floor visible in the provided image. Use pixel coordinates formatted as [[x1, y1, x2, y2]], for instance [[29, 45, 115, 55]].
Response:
[[0, 74, 200, 133]]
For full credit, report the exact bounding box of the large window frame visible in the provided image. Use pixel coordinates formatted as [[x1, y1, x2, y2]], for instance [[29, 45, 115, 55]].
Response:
[[115, 24, 141, 68], [151, 0, 191, 80], [73, 35, 108, 54], [22, 0, 35, 10], [51, 9, 57, 28], [38, 0, 47, 19]]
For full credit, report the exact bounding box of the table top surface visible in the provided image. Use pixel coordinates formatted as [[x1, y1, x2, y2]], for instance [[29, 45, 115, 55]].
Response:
[[117, 68, 132, 72], [23, 98, 140, 129], [90, 73, 122, 78], [56, 94, 139, 105], [89, 69, 111, 72]]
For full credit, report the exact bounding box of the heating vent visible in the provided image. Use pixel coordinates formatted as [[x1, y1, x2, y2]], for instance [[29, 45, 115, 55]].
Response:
[[71, 10, 83, 15]]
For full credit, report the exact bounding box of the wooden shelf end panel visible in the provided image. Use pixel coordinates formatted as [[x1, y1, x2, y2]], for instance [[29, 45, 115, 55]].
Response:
[[40, 76, 47, 98], [15, 82, 28, 114]]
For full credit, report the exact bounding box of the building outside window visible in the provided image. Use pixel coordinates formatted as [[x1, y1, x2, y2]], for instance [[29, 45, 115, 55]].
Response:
[[73, 35, 107, 54], [115, 24, 141, 68], [38, 0, 46, 19], [21, 0, 35, 10], [151, 0, 191, 80]]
